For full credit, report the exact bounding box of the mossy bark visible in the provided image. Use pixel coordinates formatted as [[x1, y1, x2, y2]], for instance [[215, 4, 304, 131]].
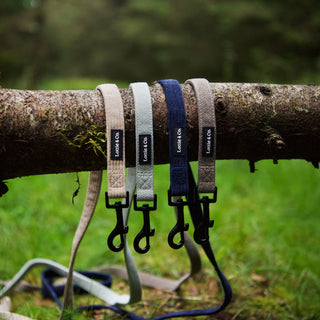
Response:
[[0, 82, 320, 179]]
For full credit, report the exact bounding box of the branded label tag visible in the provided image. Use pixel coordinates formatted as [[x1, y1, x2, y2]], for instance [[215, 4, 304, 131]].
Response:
[[202, 126, 214, 157], [173, 127, 185, 156], [139, 134, 151, 165], [110, 129, 123, 160]]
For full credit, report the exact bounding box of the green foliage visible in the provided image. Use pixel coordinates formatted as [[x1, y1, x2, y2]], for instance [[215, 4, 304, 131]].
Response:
[[60, 125, 106, 158], [1, 0, 320, 88]]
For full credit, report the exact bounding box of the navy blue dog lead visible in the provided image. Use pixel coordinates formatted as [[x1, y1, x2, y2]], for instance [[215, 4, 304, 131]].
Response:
[[41, 164, 232, 319], [41, 269, 112, 309], [157, 79, 189, 196], [41, 79, 232, 319], [158, 79, 190, 249]]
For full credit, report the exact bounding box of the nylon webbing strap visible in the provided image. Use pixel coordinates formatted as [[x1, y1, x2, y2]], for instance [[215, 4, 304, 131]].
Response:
[[130, 82, 154, 201], [60, 171, 103, 319], [122, 167, 142, 302], [158, 79, 188, 196], [0, 311, 33, 320], [186, 78, 216, 193], [94, 227, 201, 292], [158, 79, 190, 249], [130, 82, 156, 254], [97, 84, 126, 198], [59, 170, 141, 319], [86, 166, 231, 319], [1, 171, 141, 320], [0, 259, 130, 306], [0, 297, 32, 320]]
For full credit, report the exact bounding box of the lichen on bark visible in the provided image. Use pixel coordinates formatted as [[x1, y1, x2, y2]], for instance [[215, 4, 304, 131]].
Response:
[[1, 82, 320, 179]]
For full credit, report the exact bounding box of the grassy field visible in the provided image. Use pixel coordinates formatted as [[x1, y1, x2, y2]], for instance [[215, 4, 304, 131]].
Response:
[[0, 79, 319, 319]]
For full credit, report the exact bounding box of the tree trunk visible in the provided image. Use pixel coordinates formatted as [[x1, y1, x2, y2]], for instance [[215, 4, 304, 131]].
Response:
[[0, 82, 320, 180]]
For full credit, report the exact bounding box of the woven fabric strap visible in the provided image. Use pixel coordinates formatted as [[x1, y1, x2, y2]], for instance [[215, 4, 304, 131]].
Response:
[[0, 258, 130, 306], [97, 84, 126, 198], [60, 171, 103, 318], [130, 82, 154, 201], [0, 297, 33, 320], [1, 171, 142, 320], [86, 166, 231, 320], [95, 227, 201, 292], [158, 79, 189, 196], [59, 170, 141, 319], [0, 310, 33, 320], [186, 78, 216, 193]]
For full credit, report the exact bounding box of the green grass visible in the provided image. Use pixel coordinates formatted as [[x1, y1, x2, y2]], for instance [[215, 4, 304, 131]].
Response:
[[1, 160, 320, 319], [1, 78, 320, 319]]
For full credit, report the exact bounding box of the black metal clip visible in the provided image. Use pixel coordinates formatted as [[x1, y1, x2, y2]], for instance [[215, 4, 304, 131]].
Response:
[[105, 191, 129, 252], [193, 187, 217, 245], [167, 190, 189, 249], [133, 194, 157, 254]]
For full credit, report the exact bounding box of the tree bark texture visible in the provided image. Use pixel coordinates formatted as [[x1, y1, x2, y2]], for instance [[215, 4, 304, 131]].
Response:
[[0, 82, 320, 180]]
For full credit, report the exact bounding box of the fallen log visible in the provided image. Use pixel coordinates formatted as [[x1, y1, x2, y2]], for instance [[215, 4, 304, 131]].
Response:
[[0, 82, 320, 180]]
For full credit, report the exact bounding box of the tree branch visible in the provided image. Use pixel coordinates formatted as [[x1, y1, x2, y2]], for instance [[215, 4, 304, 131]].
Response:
[[1, 82, 320, 180]]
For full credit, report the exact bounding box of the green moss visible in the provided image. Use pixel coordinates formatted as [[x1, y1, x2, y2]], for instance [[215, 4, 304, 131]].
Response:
[[60, 125, 106, 158]]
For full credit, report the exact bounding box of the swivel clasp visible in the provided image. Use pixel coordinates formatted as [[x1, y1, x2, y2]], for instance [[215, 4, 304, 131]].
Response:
[[193, 187, 217, 245], [133, 194, 157, 254], [105, 191, 129, 252], [167, 190, 189, 249]]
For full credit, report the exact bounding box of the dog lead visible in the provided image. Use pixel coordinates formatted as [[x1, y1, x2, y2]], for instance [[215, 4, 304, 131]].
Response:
[[97, 84, 129, 252], [186, 78, 217, 244], [158, 79, 189, 249], [130, 82, 157, 254]]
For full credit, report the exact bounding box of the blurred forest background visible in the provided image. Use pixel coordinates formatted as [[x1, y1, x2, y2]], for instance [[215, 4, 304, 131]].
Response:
[[1, 0, 320, 89], [1, 1, 320, 319]]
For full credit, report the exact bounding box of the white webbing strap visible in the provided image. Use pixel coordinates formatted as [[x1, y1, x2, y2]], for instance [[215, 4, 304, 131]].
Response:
[[0, 311, 34, 320], [0, 259, 129, 306], [121, 167, 142, 302], [130, 82, 156, 254], [0, 296, 33, 320], [130, 82, 154, 201]]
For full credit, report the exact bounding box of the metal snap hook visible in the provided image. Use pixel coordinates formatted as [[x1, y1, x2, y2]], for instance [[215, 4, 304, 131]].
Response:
[[193, 188, 217, 245], [167, 190, 189, 249], [106, 192, 129, 252], [133, 195, 157, 254]]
